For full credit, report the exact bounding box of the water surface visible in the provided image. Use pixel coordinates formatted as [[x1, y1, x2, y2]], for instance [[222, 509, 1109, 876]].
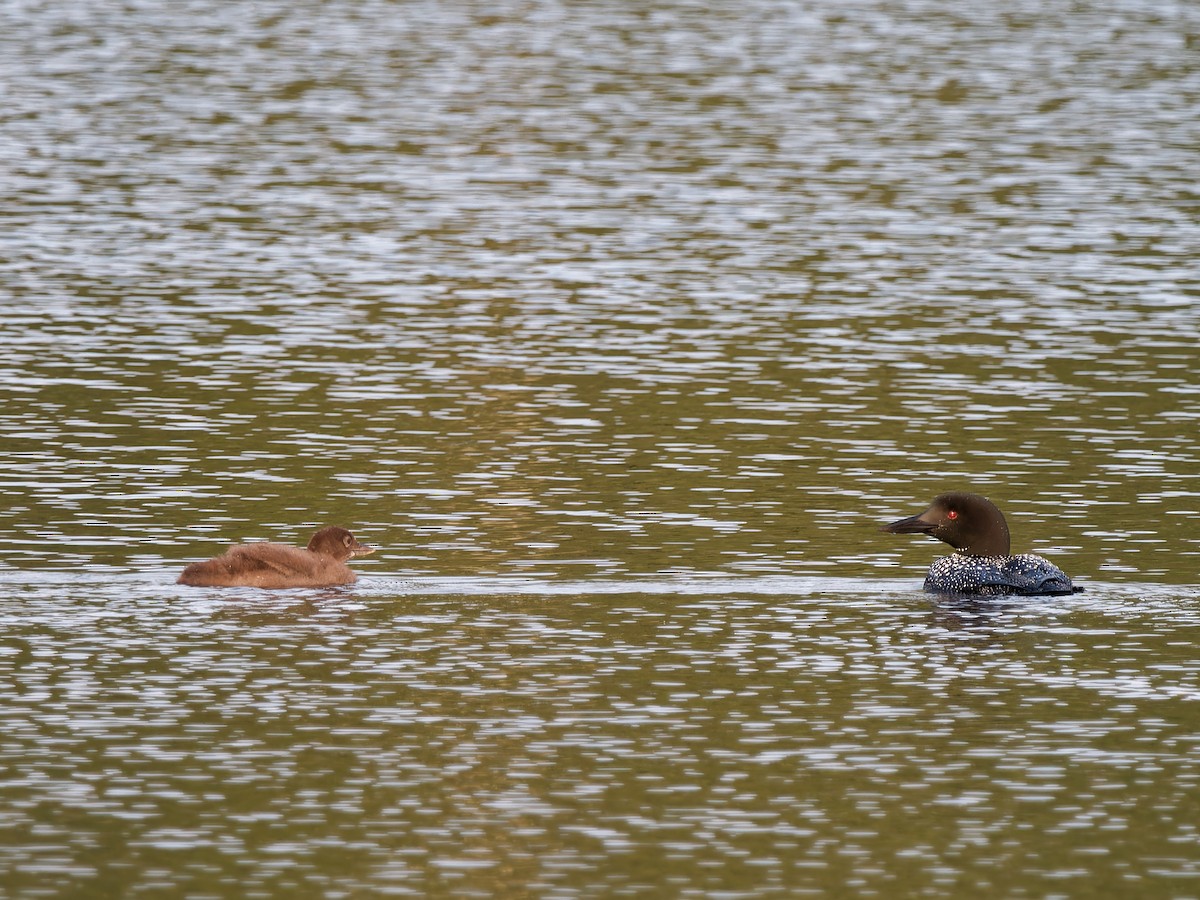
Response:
[[2, 572, 1199, 896], [1, 0, 1199, 895]]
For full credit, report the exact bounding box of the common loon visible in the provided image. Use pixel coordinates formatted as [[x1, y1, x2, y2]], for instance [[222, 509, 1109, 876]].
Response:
[[881, 492, 1076, 596], [178, 526, 375, 588]]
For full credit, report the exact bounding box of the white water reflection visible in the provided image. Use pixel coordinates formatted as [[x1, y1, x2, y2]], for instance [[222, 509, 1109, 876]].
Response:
[[1, 0, 1198, 581], [2, 0, 1200, 895], [1, 571, 1199, 895]]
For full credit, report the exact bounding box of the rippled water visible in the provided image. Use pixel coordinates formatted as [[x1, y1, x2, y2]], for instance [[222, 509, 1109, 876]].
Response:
[[3, 573, 1199, 896], [2, 0, 1199, 895]]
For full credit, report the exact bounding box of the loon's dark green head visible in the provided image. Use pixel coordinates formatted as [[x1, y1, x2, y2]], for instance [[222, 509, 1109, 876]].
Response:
[[881, 492, 1011, 557]]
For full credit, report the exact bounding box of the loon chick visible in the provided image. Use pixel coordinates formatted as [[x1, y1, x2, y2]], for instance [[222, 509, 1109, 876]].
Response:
[[881, 492, 1075, 596], [178, 526, 375, 588]]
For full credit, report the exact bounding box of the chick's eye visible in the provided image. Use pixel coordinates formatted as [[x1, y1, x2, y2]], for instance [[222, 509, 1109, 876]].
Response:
[[947, 510, 958, 520]]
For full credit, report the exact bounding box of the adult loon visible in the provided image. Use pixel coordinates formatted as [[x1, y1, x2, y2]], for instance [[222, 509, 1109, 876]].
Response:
[[882, 492, 1076, 596], [178, 526, 375, 588]]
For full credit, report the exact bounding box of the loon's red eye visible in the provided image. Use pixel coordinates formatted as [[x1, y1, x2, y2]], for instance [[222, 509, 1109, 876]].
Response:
[[947, 510, 958, 520]]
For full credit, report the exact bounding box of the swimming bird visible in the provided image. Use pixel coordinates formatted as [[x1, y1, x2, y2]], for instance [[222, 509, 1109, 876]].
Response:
[[177, 526, 375, 588], [881, 492, 1075, 595]]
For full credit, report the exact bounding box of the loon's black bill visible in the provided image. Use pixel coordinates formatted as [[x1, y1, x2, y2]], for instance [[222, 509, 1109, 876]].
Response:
[[881, 513, 936, 535]]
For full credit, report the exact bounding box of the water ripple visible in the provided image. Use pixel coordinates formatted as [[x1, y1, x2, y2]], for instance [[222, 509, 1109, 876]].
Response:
[[2, 0, 1200, 894]]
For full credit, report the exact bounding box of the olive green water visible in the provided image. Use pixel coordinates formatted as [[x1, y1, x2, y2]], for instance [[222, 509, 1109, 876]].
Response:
[[2, 0, 1199, 896]]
